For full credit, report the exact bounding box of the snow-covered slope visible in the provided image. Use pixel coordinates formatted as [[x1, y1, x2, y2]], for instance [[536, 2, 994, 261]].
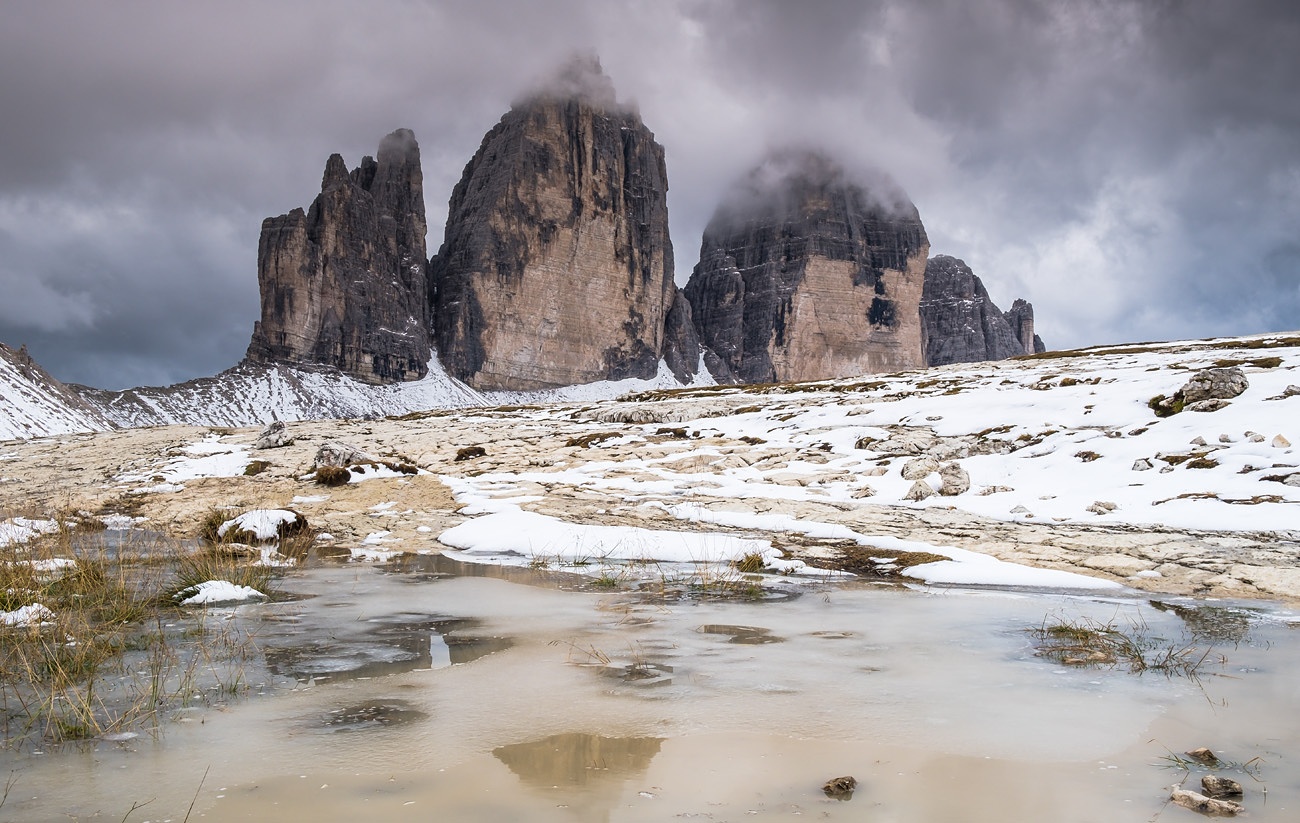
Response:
[[1, 349, 711, 439], [0, 343, 116, 440]]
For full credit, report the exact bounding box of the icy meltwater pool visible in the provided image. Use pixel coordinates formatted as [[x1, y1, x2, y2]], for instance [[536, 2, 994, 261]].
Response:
[[2, 558, 1298, 822]]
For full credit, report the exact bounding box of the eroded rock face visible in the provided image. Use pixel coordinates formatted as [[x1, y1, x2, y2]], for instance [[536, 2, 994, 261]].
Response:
[[245, 129, 431, 384], [920, 255, 1042, 366], [684, 151, 929, 384], [430, 56, 684, 390]]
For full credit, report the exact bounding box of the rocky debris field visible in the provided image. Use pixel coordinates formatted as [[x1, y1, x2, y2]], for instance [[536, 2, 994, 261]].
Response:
[[3, 332, 1298, 602]]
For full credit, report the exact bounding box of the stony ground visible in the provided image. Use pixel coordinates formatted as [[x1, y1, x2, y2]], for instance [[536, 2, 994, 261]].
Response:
[[4, 369, 1298, 602]]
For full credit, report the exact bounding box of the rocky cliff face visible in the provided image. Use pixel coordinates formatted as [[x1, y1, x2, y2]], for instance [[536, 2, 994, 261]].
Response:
[[683, 151, 929, 384], [1004, 298, 1047, 355], [430, 56, 689, 391], [919, 255, 1044, 366], [245, 129, 430, 384]]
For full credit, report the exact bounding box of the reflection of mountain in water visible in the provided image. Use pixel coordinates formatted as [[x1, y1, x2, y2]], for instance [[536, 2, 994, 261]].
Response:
[[494, 733, 663, 823]]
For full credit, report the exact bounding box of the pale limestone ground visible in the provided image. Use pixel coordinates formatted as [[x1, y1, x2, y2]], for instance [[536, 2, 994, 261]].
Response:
[[2, 404, 1298, 603]]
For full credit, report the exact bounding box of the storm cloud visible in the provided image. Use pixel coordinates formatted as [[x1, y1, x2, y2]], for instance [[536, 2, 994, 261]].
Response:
[[1, 0, 1297, 388]]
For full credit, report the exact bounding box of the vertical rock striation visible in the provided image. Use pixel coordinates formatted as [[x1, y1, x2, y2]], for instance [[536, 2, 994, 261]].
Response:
[[245, 129, 431, 384], [919, 255, 1044, 366], [684, 151, 929, 384], [430, 56, 689, 391]]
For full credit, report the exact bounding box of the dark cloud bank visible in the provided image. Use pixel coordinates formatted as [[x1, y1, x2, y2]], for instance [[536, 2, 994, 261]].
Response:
[[1, 0, 1297, 389]]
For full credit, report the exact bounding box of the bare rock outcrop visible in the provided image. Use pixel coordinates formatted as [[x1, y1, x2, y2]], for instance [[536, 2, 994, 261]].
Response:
[[245, 129, 431, 384], [919, 255, 1044, 366], [430, 55, 688, 390], [683, 150, 929, 384]]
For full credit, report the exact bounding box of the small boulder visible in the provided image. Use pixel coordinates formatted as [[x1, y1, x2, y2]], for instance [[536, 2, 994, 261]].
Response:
[[455, 445, 487, 462], [904, 480, 935, 501], [1283, 384, 1300, 398], [1132, 458, 1154, 471], [1201, 775, 1243, 799], [254, 420, 294, 449], [1273, 434, 1292, 448], [937, 463, 970, 496], [901, 456, 939, 480], [1187, 398, 1232, 413], [1185, 747, 1221, 766], [314, 442, 376, 469], [1086, 501, 1118, 514], [1181, 367, 1249, 404], [1191, 436, 1208, 446], [822, 775, 856, 799], [1170, 788, 1242, 816], [852, 485, 876, 499]]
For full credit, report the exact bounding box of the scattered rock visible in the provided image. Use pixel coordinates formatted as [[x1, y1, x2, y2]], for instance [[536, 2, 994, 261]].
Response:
[[1201, 775, 1244, 799], [1169, 788, 1242, 816], [1187, 398, 1232, 413], [904, 480, 935, 501], [1273, 434, 1292, 448], [977, 485, 1013, 495], [1010, 504, 1030, 514], [852, 485, 876, 499], [314, 442, 376, 469], [1248, 433, 1266, 443], [1132, 458, 1154, 471], [1191, 436, 1208, 446], [1181, 368, 1249, 404], [901, 456, 939, 480], [937, 462, 970, 496], [822, 776, 856, 799], [1218, 434, 1234, 443], [1185, 747, 1221, 766], [254, 420, 294, 449], [455, 445, 487, 462], [1283, 384, 1300, 397], [1086, 501, 1118, 514]]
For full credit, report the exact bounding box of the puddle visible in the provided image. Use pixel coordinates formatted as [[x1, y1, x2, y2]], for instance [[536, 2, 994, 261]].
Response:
[[2, 558, 1299, 822]]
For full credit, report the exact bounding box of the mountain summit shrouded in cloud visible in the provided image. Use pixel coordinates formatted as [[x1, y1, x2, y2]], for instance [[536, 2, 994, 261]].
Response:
[[0, 1, 1297, 389]]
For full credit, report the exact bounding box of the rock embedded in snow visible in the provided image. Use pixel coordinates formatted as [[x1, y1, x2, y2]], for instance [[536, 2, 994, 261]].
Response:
[[314, 442, 376, 469], [1, 603, 56, 626], [1132, 458, 1154, 471], [901, 456, 939, 480], [217, 509, 308, 544], [937, 463, 970, 496], [1187, 398, 1232, 412], [254, 420, 293, 449], [1181, 367, 1249, 404], [904, 480, 935, 501], [1274, 434, 1292, 448], [1086, 501, 1118, 514]]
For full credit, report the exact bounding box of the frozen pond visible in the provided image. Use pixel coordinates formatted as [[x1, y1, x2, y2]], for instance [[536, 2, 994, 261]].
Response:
[[2, 556, 1298, 821]]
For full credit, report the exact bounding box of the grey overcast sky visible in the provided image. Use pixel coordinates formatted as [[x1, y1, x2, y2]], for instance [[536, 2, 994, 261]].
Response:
[[2, 0, 1298, 389]]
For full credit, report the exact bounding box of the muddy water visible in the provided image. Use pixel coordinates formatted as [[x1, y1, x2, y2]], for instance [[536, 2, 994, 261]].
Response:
[[2, 562, 1298, 822]]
